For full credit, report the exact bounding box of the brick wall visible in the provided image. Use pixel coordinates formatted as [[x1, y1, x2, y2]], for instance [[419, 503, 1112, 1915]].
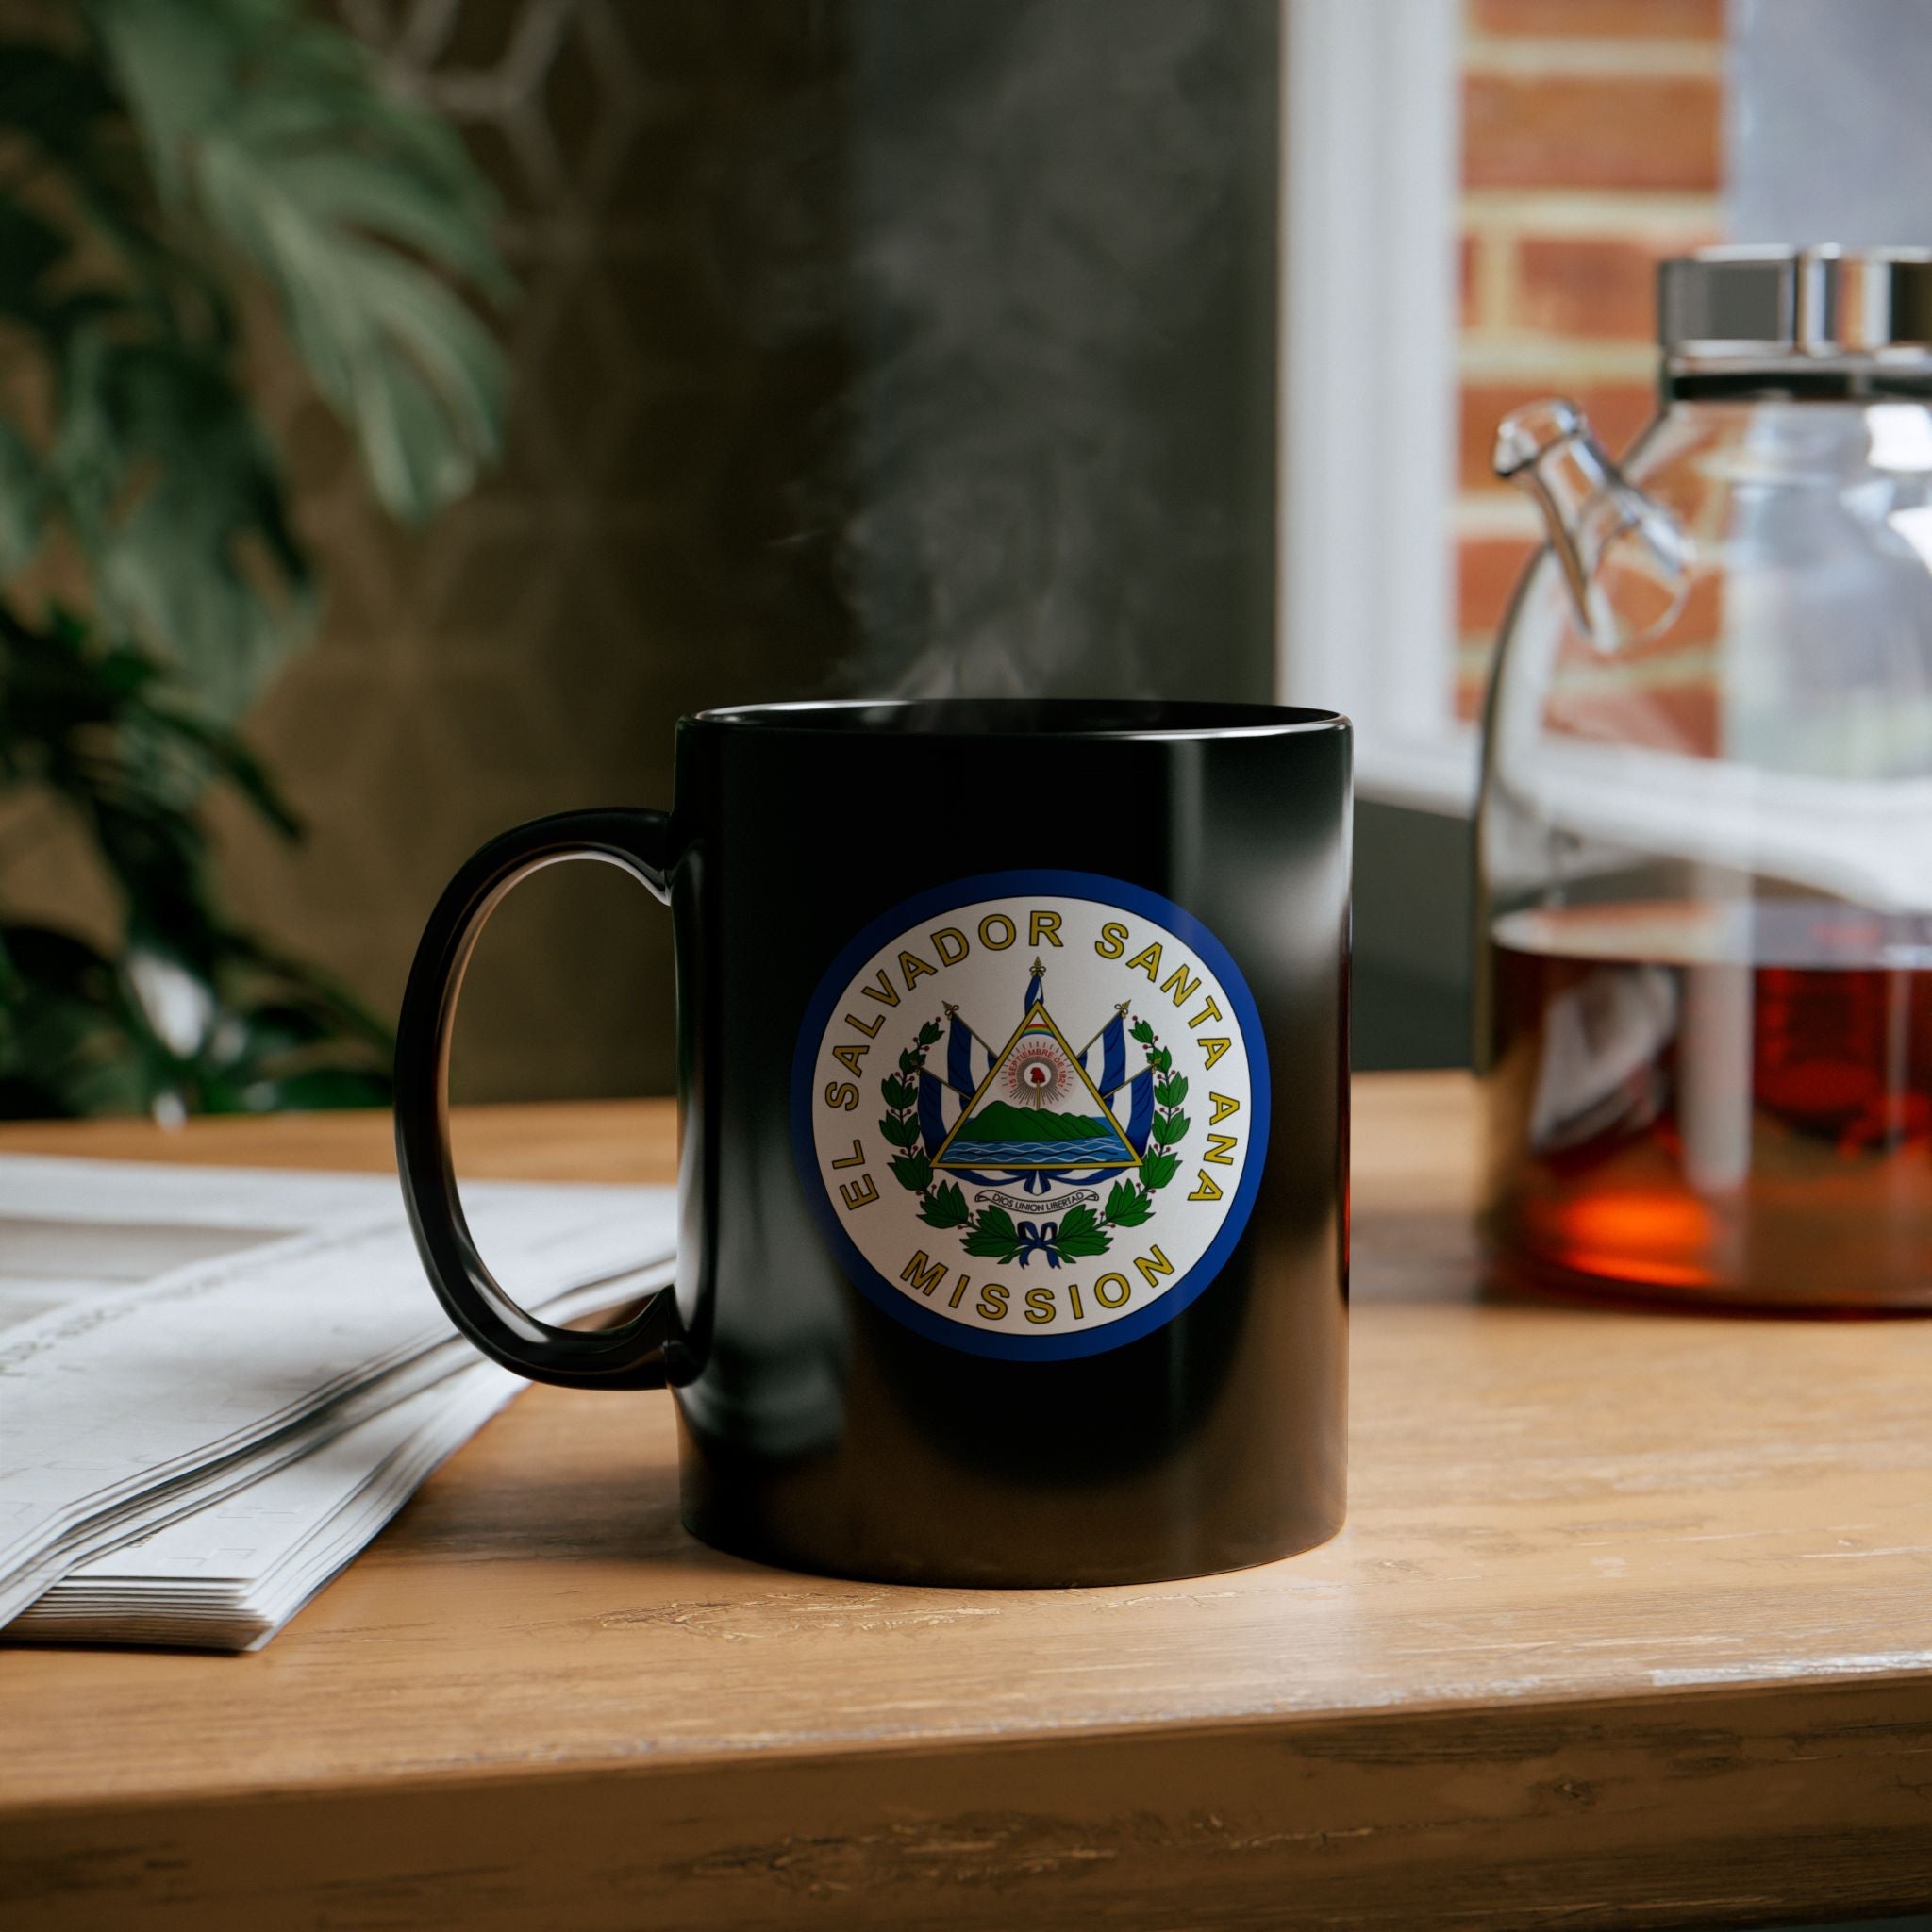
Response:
[[1454, 0, 1726, 720]]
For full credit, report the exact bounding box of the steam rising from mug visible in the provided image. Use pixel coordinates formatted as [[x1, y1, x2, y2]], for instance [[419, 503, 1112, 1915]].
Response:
[[758, 0, 1279, 701]]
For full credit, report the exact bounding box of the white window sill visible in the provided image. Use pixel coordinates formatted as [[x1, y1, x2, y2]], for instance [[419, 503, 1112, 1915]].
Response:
[[1354, 726, 1481, 818]]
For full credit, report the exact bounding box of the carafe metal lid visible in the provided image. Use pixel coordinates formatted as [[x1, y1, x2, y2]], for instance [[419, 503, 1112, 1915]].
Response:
[[1659, 246, 1932, 362]]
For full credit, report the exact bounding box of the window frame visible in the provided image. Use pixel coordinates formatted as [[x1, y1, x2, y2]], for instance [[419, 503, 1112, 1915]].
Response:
[[1275, 0, 1477, 815]]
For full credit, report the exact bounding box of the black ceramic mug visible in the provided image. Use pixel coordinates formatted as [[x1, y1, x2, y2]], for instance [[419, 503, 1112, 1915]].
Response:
[[395, 699, 1350, 1586]]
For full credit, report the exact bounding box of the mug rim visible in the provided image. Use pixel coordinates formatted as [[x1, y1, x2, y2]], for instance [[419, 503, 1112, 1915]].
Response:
[[688, 698, 1349, 741]]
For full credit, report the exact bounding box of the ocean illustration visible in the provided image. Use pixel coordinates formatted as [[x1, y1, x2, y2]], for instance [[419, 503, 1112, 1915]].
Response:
[[942, 1099, 1131, 1166]]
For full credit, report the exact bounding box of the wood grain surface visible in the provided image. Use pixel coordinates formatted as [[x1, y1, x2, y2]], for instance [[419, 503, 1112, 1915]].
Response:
[[3, 1074, 1931, 1930]]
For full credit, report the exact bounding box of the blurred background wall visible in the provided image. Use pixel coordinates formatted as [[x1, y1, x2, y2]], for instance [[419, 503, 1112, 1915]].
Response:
[[214, 2, 851, 1106], [1729, 0, 1932, 249], [208, 0, 1280, 1103], [23, 0, 1814, 1103], [16, 0, 1932, 1108]]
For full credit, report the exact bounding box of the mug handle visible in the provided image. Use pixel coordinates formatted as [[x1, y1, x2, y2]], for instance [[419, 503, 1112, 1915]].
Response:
[[394, 808, 680, 1390]]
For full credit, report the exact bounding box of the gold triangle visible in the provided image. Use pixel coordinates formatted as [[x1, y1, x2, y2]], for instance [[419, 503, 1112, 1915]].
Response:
[[931, 1001, 1141, 1173]]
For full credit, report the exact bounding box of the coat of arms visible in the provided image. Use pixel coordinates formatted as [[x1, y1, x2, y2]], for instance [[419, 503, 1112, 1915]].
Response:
[[794, 874, 1267, 1360], [881, 958, 1191, 1272]]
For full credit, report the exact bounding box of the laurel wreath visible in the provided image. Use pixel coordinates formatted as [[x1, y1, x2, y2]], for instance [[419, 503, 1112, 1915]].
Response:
[[879, 1016, 1190, 1267]]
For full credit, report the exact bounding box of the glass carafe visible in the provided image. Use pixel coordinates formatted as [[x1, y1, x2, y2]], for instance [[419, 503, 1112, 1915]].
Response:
[[1477, 246, 1932, 1310]]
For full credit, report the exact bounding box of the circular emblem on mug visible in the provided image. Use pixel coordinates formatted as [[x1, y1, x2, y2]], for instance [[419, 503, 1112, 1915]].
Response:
[[791, 870, 1271, 1360]]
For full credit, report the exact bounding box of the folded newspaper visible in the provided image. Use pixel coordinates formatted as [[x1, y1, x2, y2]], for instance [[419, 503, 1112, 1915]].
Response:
[[0, 1156, 675, 1652]]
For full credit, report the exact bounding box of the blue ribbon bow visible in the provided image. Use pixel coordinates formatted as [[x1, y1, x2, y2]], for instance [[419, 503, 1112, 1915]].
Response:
[[1015, 1220, 1061, 1269]]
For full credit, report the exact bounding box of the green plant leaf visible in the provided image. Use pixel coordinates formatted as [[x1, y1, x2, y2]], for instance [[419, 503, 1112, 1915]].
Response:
[[1154, 1074, 1189, 1108], [1105, 1180, 1153, 1226], [225, 932, 395, 1049], [919, 1181, 970, 1229], [880, 1075, 916, 1111], [962, 1206, 1021, 1261], [0, 43, 122, 172], [0, 0, 496, 1120], [229, 1065, 391, 1113], [0, 199, 70, 329], [1053, 1204, 1109, 1258], [143, 702, 301, 838], [1140, 1151, 1180, 1191], [890, 1153, 932, 1195], [51, 330, 313, 715], [0, 922, 148, 1118], [878, 1112, 922, 1150], [90, 0, 509, 525], [0, 606, 397, 1119], [1152, 1110, 1190, 1147], [0, 419, 43, 572], [898, 1048, 924, 1074]]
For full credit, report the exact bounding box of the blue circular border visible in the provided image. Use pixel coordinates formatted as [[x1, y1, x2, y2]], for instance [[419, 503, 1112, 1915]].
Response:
[[789, 869, 1273, 1362]]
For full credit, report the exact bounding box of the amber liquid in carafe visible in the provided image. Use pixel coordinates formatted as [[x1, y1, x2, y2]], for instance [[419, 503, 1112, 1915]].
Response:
[[1483, 900, 1932, 1309]]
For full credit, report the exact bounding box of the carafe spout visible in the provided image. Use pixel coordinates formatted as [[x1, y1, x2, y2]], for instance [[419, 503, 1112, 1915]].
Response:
[[1493, 397, 1690, 649]]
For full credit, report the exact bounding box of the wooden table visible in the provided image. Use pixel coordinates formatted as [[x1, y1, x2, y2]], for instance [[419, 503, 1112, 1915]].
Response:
[[3, 1074, 1931, 1931]]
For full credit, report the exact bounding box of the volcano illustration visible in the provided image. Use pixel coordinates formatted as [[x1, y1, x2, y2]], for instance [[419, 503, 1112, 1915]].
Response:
[[932, 1003, 1140, 1173]]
